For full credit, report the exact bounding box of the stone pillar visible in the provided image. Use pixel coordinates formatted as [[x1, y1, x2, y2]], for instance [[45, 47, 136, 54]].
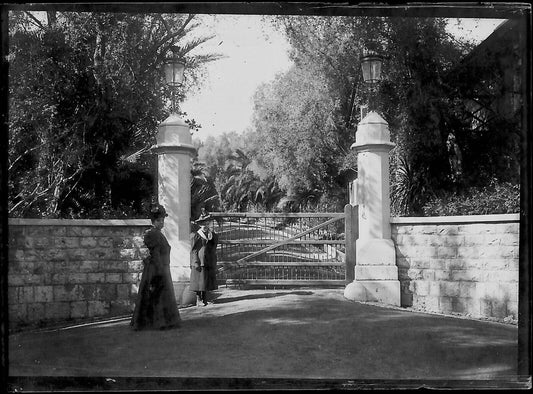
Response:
[[344, 111, 400, 306], [151, 113, 197, 306]]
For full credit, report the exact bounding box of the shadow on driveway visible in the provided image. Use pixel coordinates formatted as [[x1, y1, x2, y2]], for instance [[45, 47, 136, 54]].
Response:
[[8, 288, 523, 391]]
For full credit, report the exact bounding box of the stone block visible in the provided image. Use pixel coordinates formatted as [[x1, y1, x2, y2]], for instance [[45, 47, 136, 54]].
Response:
[[480, 298, 492, 317], [95, 284, 117, 301], [10, 260, 33, 275], [412, 295, 439, 312], [130, 283, 139, 297], [131, 236, 145, 248], [8, 287, 18, 304], [78, 261, 100, 273], [122, 273, 138, 283], [491, 300, 508, 319], [67, 273, 88, 283], [9, 304, 27, 323], [459, 223, 497, 234], [34, 286, 53, 302], [356, 238, 396, 265], [70, 301, 88, 318], [119, 249, 136, 259], [344, 280, 400, 306], [437, 246, 457, 259], [105, 273, 122, 283], [45, 302, 69, 320], [481, 246, 515, 259], [437, 225, 459, 236], [506, 301, 518, 319], [501, 223, 519, 234], [80, 237, 98, 248], [9, 249, 25, 262], [34, 262, 55, 274], [438, 296, 455, 314], [485, 270, 518, 283], [354, 265, 398, 280], [67, 227, 94, 237], [88, 248, 119, 261], [80, 284, 97, 300], [27, 226, 66, 237], [117, 284, 130, 299], [439, 281, 462, 297], [87, 273, 106, 283], [394, 225, 413, 234], [87, 301, 109, 318], [97, 237, 114, 247], [22, 249, 44, 262], [42, 249, 67, 262], [465, 234, 486, 246], [429, 259, 447, 270], [506, 258, 519, 271], [99, 261, 127, 272], [17, 286, 34, 304], [413, 280, 430, 296], [53, 284, 83, 302], [406, 268, 423, 280], [54, 260, 81, 274], [54, 237, 80, 248], [458, 282, 477, 298], [434, 269, 451, 281], [27, 303, 46, 322], [24, 274, 43, 285], [451, 269, 483, 282], [51, 273, 67, 284], [67, 248, 91, 261], [109, 300, 133, 315], [9, 275, 25, 286]]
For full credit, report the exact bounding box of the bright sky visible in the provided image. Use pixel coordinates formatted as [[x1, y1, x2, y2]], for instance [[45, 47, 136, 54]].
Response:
[[182, 15, 507, 142]]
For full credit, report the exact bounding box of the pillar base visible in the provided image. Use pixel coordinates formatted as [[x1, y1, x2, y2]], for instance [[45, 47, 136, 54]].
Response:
[[173, 282, 197, 307], [344, 280, 401, 306], [357, 238, 396, 265]]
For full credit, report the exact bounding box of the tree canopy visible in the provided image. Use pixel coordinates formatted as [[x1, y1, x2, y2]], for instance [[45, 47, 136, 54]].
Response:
[[9, 11, 220, 218], [244, 15, 520, 215]]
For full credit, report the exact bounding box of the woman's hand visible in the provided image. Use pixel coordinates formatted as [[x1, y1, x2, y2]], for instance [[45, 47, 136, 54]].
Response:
[[196, 266, 203, 272]]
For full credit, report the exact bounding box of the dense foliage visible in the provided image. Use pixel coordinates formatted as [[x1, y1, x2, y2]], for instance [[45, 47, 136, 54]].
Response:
[[9, 13, 521, 218], [8, 11, 219, 218], [242, 16, 521, 215]]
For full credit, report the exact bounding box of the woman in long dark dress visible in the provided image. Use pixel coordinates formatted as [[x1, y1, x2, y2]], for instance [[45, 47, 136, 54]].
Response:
[[131, 204, 181, 330], [190, 210, 219, 306]]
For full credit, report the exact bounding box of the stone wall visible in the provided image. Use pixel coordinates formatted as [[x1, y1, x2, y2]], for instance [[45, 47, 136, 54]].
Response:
[[8, 219, 151, 330], [391, 214, 520, 320]]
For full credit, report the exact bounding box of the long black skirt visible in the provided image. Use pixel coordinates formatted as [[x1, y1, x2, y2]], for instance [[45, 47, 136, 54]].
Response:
[[130, 262, 181, 330]]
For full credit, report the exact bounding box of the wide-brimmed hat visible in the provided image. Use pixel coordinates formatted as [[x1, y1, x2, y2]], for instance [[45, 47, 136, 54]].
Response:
[[149, 204, 168, 219], [195, 210, 212, 224]]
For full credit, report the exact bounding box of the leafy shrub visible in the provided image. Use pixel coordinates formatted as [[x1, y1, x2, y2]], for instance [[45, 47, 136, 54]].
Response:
[[421, 179, 520, 216]]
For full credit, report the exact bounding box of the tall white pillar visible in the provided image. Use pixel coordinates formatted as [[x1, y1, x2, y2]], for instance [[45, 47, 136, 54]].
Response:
[[344, 111, 400, 306], [151, 113, 197, 306]]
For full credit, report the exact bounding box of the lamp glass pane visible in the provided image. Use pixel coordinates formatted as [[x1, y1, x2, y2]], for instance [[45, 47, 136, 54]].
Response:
[[164, 61, 185, 86]]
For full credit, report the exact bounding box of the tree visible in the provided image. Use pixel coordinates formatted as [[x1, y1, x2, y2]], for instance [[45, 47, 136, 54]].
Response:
[[8, 11, 221, 218], [252, 16, 507, 215]]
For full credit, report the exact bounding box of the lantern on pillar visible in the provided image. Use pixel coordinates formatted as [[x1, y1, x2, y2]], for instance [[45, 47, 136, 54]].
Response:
[[163, 45, 186, 113], [360, 50, 384, 113], [360, 51, 383, 84]]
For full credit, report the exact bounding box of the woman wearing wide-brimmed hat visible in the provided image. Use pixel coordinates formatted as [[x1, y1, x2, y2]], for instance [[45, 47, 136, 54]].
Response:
[[131, 204, 181, 330], [190, 208, 219, 306]]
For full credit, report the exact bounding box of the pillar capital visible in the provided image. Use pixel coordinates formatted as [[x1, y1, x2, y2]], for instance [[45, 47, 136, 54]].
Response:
[[150, 144, 196, 156]]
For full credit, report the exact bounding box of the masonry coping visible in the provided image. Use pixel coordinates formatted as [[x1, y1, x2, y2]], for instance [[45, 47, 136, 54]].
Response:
[[8, 218, 152, 226], [390, 213, 519, 225]]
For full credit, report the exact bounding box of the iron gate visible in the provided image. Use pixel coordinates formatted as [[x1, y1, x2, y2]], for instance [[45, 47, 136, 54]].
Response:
[[210, 207, 357, 288]]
